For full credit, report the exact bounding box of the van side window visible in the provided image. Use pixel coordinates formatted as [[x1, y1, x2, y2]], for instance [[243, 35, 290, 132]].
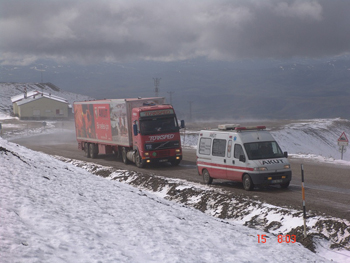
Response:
[[212, 139, 226, 157], [234, 144, 244, 159], [199, 137, 211, 155]]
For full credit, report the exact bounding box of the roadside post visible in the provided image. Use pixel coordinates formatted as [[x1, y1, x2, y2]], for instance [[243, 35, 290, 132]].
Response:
[[337, 132, 349, 160], [301, 164, 307, 238], [0, 123, 2, 136]]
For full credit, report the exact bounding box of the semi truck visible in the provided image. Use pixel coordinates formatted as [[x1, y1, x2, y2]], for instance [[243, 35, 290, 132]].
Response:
[[196, 124, 291, 191], [73, 97, 184, 167]]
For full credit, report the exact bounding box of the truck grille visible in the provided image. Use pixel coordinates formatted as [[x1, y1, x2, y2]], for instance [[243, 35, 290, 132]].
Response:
[[145, 140, 180, 151], [157, 150, 170, 157]]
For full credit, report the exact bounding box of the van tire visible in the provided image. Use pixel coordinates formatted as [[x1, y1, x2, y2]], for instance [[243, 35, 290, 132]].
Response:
[[280, 181, 290, 189], [243, 174, 254, 191], [203, 169, 213, 185]]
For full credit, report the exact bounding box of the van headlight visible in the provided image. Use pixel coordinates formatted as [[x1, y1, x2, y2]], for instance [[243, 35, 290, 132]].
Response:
[[284, 164, 290, 169], [254, 167, 268, 171]]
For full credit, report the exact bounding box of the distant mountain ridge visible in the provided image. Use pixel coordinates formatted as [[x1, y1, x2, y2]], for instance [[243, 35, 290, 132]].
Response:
[[1, 56, 350, 120], [0, 82, 94, 114]]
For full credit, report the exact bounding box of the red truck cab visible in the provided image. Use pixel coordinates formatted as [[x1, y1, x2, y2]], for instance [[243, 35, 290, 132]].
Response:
[[130, 104, 183, 167]]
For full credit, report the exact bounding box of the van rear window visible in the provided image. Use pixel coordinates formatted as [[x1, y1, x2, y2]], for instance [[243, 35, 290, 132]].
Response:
[[212, 139, 226, 157], [199, 138, 211, 155]]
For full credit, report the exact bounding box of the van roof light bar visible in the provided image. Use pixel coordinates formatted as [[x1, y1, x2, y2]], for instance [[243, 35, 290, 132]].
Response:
[[218, 124, 240, 130], [218, 124, 266, 131], [235, 126, 266, 131]]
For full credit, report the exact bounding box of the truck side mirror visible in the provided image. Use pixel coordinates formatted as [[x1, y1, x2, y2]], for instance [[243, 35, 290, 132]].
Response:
[[239, 155, 246, 162], [284, 151, 288, 158], [180, 120, 185, 129], [133, 124, 138, 136]]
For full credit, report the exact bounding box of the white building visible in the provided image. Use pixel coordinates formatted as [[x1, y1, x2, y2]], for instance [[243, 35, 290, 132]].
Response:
[[11, 90, 70, 119]]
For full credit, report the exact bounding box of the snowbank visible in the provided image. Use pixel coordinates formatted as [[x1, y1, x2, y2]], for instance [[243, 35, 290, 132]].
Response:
[[0, 138, 333, 263]]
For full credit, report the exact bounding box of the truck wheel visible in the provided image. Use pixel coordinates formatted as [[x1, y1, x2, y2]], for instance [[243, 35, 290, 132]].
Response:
[[243, 174, 254, 191], [114, 149, 121, 160], [202, 169, 213, 185], [135, 152, 145, 168], [89, 143, 97, 159], [280, 181, 290, 189], [84, 142, 90, 158], [122, 147, 129, 164]]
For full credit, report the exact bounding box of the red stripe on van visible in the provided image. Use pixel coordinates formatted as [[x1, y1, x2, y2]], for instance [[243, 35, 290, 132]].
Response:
[[197, 161, 254, 171]]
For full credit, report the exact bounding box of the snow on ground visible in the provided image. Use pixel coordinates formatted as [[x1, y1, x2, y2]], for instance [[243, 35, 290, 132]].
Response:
[[1, 112, 350, 262], [0, 111, 16, 120], [0, 137, 334, 263]]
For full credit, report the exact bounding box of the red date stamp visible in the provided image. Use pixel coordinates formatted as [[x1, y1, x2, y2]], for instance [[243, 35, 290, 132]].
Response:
[[257, 234, 296, 243]]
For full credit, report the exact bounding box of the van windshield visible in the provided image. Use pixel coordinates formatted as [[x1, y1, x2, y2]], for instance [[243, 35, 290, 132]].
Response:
[[244, 141, 284, 160]]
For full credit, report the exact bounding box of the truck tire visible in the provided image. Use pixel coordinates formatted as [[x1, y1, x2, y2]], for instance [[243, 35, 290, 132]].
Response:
[[202, 169, 213, 185], [89, 143, 97, 159], [114, 148, 121, 160], [84, 142, 90, 158], [135, 152, 145, 168], [122, 147, 130, 164], [243, 174, 254, 191]]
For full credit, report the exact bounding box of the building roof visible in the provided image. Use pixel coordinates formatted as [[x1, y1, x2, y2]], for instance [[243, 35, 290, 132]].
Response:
[[12, 91, 68, 106]]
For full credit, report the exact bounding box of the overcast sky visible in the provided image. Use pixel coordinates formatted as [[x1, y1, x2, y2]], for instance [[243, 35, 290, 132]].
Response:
[[1, 0, 350, 66]]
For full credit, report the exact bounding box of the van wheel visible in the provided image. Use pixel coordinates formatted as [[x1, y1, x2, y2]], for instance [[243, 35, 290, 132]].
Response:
[[203, 169, 213, 185], [84, 143, 90, 158], [122, 147, 129, 164], [243, 174, 254, 191], [280, 181, 290, 189]]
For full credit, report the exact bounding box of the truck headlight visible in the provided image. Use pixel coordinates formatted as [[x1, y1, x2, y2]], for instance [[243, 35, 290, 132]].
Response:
[[254, 167, 267, 171], [284, 164, 290, 169], [175, 149, 181, 153]]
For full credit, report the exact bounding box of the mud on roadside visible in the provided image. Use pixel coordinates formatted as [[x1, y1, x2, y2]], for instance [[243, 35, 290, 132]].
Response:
[[56, 156, 350, 254]]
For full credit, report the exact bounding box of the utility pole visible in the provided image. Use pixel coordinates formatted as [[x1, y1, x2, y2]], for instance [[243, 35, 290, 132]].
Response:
[[188, 101, 194, 121], [167, 91, 174, 105], [153, 78, 161, 97]]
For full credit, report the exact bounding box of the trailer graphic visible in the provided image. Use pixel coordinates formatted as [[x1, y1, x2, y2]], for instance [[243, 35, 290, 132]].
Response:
[[74, 97, 184, 167]]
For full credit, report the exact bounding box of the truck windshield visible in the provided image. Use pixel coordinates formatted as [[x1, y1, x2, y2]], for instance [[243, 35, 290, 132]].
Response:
[[244, 141, 284, 160], [140, 116, 179, 135]]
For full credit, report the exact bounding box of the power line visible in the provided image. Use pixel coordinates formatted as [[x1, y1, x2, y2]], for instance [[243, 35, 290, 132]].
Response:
[[153, 78, 161, 97], [167, 91, 174, 105]]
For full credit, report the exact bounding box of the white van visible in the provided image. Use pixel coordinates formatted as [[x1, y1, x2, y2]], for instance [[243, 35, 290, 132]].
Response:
[[196, 124, 292, 191]]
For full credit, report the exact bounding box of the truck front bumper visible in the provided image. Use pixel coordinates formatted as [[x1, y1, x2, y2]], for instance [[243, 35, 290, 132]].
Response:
[[249, 171, 292, 186]]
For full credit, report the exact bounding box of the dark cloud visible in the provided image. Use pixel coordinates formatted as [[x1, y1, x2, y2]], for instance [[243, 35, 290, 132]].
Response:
[[1, 0, 350, 65]]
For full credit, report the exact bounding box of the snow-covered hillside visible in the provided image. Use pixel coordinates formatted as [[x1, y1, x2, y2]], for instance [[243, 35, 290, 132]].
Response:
[[0, 82, 94, 113], [0, 137, 335, 263], [181, 118, 350, 162]]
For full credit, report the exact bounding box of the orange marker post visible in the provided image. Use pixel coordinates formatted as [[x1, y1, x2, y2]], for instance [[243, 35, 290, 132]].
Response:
[[301, 164, 307, 238]]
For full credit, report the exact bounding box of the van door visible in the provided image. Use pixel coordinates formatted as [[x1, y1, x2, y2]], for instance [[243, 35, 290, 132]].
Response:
[[226, 143, 247, 181], [210, 135, 228, 179]]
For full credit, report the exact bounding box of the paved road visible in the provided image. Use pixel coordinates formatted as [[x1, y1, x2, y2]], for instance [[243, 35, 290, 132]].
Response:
[[10, 129, 350, 221]]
